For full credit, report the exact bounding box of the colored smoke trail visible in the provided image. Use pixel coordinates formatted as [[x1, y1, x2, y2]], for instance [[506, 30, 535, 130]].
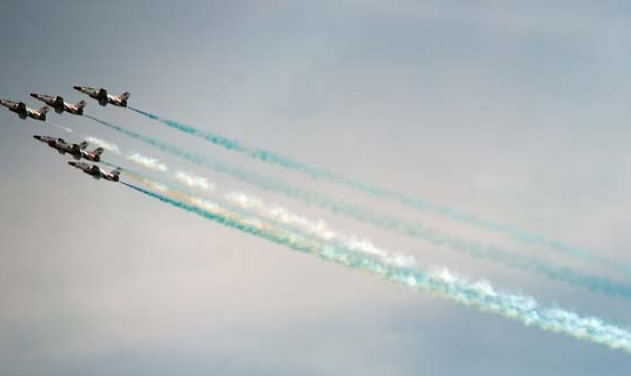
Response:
[[85, 114, 631, 299], [121, 181, 631, 354], [128, 107, 622, 272]]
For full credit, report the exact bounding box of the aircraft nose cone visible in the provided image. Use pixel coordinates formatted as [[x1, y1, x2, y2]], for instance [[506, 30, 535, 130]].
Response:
[[30, 93, 38, 99], [33, 135, 42, 140], [68, 161, 77, 167], [73, 86, 81, 91]]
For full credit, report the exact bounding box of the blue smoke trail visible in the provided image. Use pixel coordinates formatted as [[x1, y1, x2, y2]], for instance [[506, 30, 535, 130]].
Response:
[[121, 181, 631, 354], [127, 107, 626, 273], [85, 115, 631, 299]]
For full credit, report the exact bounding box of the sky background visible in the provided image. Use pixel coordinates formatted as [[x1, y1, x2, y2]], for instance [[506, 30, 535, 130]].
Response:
[[1, 1, 630, 375]]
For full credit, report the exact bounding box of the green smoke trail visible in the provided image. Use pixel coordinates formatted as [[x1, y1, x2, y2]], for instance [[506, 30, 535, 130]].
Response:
[[121, 181, 631, 354], [85, 115, 631, 299], [128, 107, 625, 273]]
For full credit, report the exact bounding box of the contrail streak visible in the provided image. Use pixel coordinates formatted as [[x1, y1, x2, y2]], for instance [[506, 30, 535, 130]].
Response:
[[46, 120, 73, 134], [121, 181, 631, 354], [85, 114, 631, 299], [128, 107, 624, 273]]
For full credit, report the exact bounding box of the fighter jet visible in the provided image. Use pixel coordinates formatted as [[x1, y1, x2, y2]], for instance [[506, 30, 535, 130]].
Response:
[[0, 99, 49, 121], [30, 93, 86, 115], [73, 86, 130, 107], [68, 161, 121, 182], [33, 135, 104, 161], [33, 135, 88, 159]]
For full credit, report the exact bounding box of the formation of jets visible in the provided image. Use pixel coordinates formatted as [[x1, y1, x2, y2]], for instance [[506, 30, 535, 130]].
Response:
[[2, 85, 131, 121], [2, 86, 130, 183]]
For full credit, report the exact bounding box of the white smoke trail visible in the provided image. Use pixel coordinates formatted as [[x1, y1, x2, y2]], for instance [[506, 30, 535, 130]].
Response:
[[86, 136, 120, 154], [127, 153, 168, 172], [268, 206, 336, 240], [224, 192, 415, 267], [47, 121, 73, 134], [175, 171, 214, 192], [130, 169, 415, 268], [126, 159, 413, 268], [224, 192, 262, 209]]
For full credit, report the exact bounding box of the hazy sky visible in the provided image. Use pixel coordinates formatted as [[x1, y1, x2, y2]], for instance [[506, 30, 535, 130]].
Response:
[[1, 1, 630, 375]]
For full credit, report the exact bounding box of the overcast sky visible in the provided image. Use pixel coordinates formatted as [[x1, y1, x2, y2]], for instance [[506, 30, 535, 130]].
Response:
[[1, 1, 630, 375]]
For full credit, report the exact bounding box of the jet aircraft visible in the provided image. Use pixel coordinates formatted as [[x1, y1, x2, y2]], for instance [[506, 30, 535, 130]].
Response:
[[33, 135, 104, 161], [30, 93, 86, 115], [34, 135, 87, 158], [1, 99, 49, 121], [68, 161, 121, 182], [73, 86, 130, 107]]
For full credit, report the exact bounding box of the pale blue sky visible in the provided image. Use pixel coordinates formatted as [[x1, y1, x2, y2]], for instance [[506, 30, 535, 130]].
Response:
[[1, 1, 630, 375]]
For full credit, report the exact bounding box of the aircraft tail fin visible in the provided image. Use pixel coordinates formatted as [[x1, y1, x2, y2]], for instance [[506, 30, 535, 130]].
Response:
[[119, 92, 130, 101], [94, 147, 105, 156], [79, 141, 89, 150], [75, 100, 87, 110], [110, 167, 122, 181], [39, 106, 50, 114]]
